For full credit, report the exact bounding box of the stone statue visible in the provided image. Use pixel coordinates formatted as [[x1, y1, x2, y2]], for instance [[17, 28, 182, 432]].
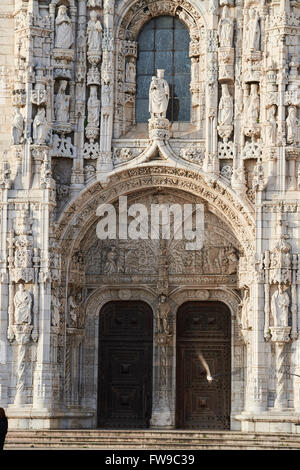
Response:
[[271, 284, 290, 327], [157, 294, 171, 336], [286, 106, 297, 144], [12, 107, 24, 145], [245, 8, 260, 52], [247, 83, 259, 126], [55, 5, 73, 49], [14, 284, 32, 325], [239, 287, 252, 331], [125, 58, 136, 83], [54, 80, 70, 122], [51, 292, 60, 327], [87, 86, 100, 127], [104, 246, 118, 274], [87, 10, 102, 52], [266, 105, 277, 146], [149, 70, 169, 119], [218, 84, 233, 126], [68, 292, 81, 326], [33, 108, 48, 144], [218, 5, 234, 48]]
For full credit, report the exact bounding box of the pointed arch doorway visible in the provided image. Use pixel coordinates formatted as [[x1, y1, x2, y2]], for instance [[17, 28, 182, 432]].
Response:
[[97, 301, 153, 428], [176, 301, 231, 429]]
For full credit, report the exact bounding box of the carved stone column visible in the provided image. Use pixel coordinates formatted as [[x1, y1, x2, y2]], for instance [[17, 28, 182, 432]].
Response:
[[13, 324, 33, 406], [270, 326, 291, 410]]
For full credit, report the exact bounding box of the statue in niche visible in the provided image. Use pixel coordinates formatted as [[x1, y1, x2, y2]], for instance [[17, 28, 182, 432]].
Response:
[[125, 58, 136, 83], [239, 286, 252, 331], [218, 84, 233, 126], [55, 5, 73, 49], [271, 284, 290, 328], [286, 106, 297, 144], [245, 8, 260, 52], [247, 83, 259, 126], [87, 10, 102, 52], [218, 5, 234, 48], [12, 107, 24, 145], [157, 294, 171, 336], [266, 105, 277, 146], [33, 108, 48, 144], [87, 86, 100, 127], [68, 291, 82, 326], [51, 292, 60, 327], [149, 70, 169, 119], [14, 284, 32, 325], [103, 246, 118, 274], [54, 80, 70, 122]]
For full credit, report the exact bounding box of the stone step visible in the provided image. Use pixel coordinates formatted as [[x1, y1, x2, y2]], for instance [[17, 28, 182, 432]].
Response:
[[4, 430, 300, 450]]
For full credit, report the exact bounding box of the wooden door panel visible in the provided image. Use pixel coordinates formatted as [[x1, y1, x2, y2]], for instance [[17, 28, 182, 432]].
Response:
[[98, 301, 153, 428], [176, 302, 231, 430]]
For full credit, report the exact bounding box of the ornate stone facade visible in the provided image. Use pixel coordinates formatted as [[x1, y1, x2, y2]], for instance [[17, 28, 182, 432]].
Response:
[[1, 0, 300, 433]]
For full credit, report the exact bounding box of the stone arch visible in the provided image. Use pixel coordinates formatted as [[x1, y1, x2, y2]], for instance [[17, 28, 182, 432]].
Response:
[[114, 0, 207, 137], [56, 166, 255, 274], [170, 287, 245, 422], [82, 286, 158, 424]]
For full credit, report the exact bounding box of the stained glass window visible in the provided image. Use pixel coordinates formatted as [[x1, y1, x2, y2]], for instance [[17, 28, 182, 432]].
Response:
[[136, 16, 191, 123]]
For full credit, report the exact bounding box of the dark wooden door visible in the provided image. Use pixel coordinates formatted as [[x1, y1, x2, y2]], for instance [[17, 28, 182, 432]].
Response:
[[98, 301, 153, 428], [176, 302, 231, 429]]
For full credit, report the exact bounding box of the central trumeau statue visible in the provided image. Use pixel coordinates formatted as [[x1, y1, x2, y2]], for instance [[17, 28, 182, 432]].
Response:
[[149, 69, 170, 119]]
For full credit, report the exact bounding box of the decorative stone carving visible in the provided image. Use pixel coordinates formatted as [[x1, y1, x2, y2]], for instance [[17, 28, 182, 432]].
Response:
[[52, 134, 76, 158], [286, 106, 298, 145], [33, 108, 49, 145], [149, 70, 169, 119], [12, 107, 24, 145], [271, 285, 290, 328], [218, 84, 233, 141], [14, 284, 32, 325], [55, 5, 73, 50], [54, 80, 70, 124], [265, 104, 277, 146], [245, 8, 260, 52], [218, 5, 234, 48], [87, 11, 102, 52]]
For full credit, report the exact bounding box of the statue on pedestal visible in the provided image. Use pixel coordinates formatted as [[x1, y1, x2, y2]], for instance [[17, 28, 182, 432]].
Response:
[[14, 284, 32, 325], [149, 70, 169, 119], [271, 284, 290, 328], [55, 5, 73, 49]]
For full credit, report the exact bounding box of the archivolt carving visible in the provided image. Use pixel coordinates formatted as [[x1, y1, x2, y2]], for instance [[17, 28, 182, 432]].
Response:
[[85, 286, 156, 319], [56, 166, 255, 265], [116, 0, 206, 39], [170, 288, 241, 320]]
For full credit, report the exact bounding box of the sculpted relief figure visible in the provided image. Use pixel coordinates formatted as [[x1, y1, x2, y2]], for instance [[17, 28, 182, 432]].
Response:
[[55, 5, 73, 49], [218, 84, 233, 126], [245, 8, 260, 52], [33, 108, 48, 145], [126, 58, 136, 83], [12, 107, 24, 145], [218, 5, 234, 48], [14, 284, 32, 325], [247, 83, 259, 126], [286, 106, 297, 144], [149, 70, 169, 119], [55, 80, 70, 122], [157, 294, 171, 336], [266, 105, 277, 146], [87, 11, 102, 52], [104, 246, 118, 274], [87, 86, 100, 127], [271, 285, 290, 328]]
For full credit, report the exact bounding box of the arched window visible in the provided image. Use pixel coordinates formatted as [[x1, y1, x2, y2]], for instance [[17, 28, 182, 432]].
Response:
[[136, 16, 191, 124]]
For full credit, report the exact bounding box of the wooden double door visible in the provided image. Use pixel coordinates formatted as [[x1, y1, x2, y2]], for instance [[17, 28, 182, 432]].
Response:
[[98, 301, 153, 428], [176, 302, 231, 429]]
